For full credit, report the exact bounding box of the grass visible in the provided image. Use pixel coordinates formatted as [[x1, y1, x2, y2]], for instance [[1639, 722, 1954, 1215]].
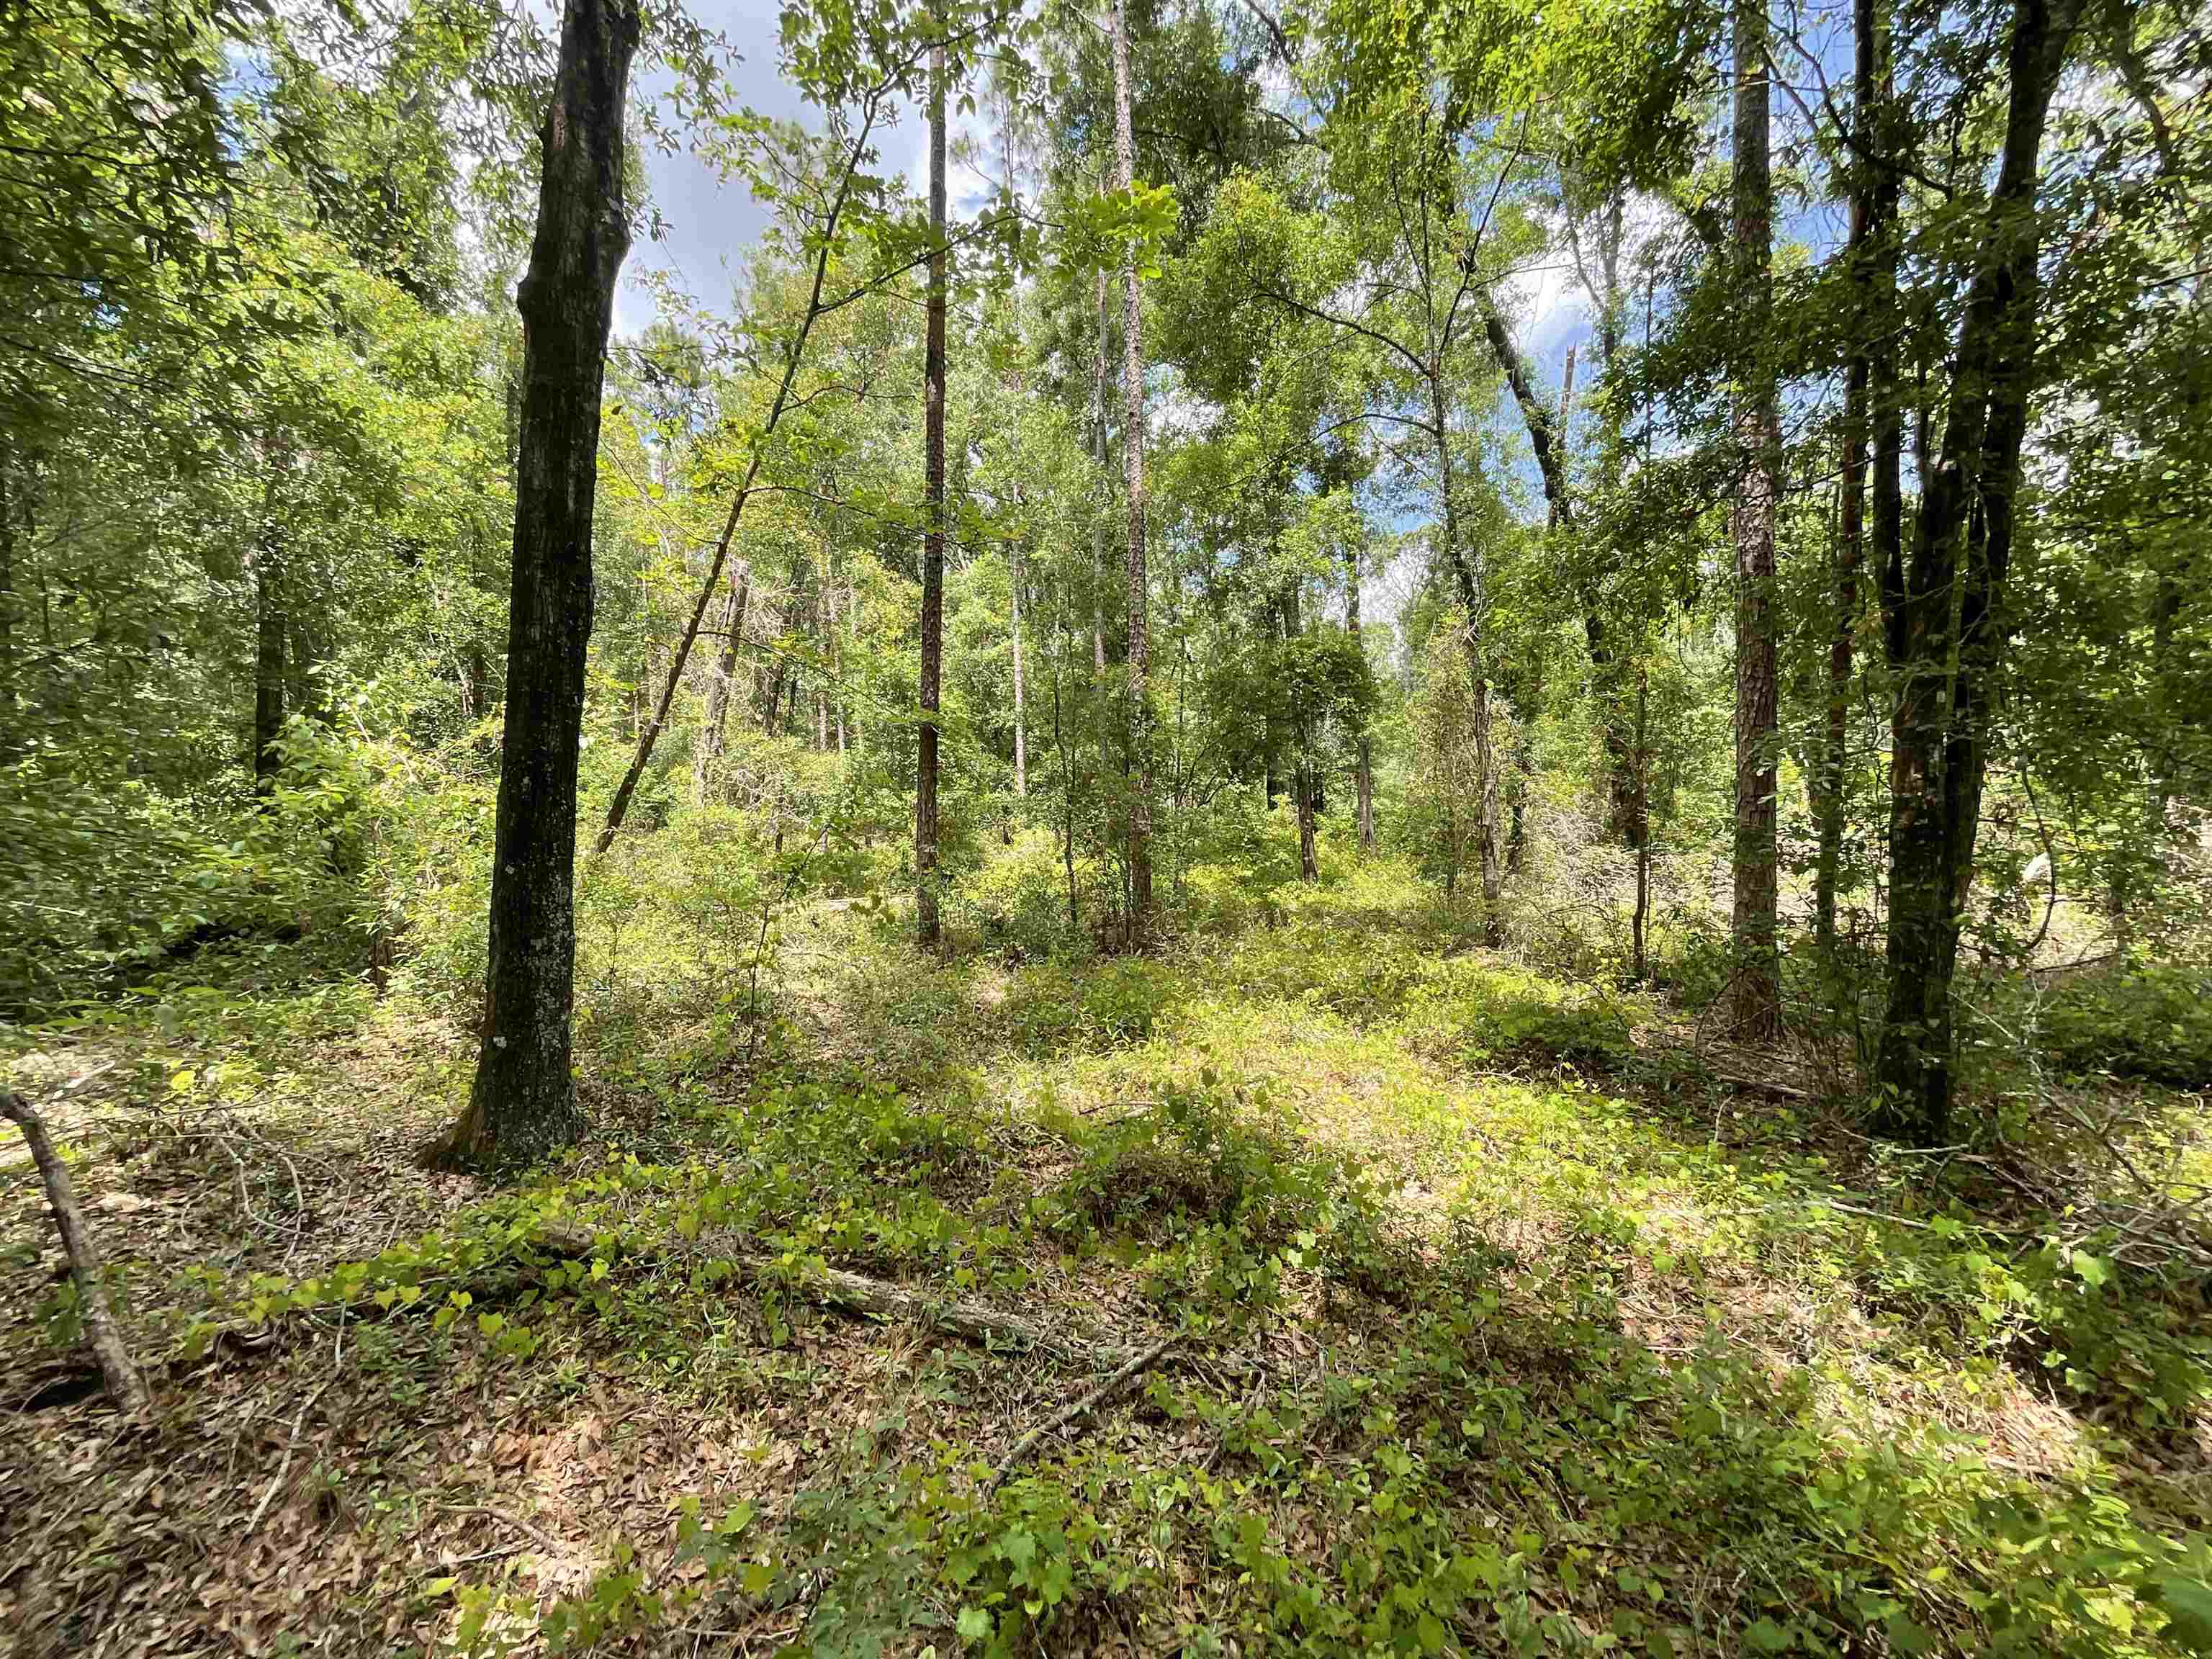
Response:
[[2, 850, 2208, 1657]]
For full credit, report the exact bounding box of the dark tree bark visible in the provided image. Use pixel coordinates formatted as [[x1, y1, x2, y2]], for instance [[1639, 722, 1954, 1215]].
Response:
[[1730, 0, 1783, 1041], [1875, 0, 2082, 1143], [916, 42, 949, 948], [429, 0, 638, 1170], [1111, 0, 1155, 946]]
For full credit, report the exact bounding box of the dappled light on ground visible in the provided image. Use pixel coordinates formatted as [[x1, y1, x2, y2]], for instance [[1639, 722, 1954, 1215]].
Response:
[[5, 861, 2208, 1655]]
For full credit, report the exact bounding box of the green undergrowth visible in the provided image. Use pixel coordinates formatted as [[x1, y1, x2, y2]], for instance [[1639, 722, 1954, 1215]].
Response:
[[215, 1065, 2209, 1653], [12, 851, 2211, 1658]]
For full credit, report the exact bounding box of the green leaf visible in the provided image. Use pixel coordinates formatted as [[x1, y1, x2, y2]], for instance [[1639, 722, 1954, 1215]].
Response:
[[1745, 1617, 1789, 1653], [2152, 1574, 2212, 1653]]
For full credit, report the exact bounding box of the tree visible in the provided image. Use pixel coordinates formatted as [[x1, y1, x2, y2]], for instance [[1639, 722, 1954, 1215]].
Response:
[[1110, 0, 1156, 947], [917, 39, 949, 946], [1814, 0, 1902, 961], [1874, 0, 2086, 1142], [1729, 0, 1782, 1041], [428, 0, 639, 1169]]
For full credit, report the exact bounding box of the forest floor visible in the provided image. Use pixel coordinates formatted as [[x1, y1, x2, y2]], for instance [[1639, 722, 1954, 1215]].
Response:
[[4, 861, 2209, 1658]]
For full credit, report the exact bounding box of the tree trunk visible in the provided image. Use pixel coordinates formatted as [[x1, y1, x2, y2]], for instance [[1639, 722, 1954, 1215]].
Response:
[[1817, 0, 1897, 961], [1110, 0, 1154, 946], [1010, 547, 1027, 798], [694, 559, 752, 804], [1875, 0, 2082, 1143], [1346, 537, 1373, 848], [252, 443, 287, 790], [916, 42, 948, 948], [430, 0, 637, 1171], [1427, 375, 1503, 946], [1730, 0, 1783, 1041], [1091, 265, 1111, 678], [1632, 664, 1651, 983]]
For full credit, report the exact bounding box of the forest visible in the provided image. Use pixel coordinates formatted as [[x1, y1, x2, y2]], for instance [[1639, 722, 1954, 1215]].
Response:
[[1, 0, 2209, 1650]]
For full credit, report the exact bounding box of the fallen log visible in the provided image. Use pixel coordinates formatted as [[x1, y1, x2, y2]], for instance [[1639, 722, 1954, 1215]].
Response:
[[1, 1087, 152, 1423], [531, 1222, 1246, 1376]]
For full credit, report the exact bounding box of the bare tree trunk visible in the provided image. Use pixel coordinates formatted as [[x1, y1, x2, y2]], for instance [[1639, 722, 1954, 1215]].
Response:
[[916, 42, 948, 948], [1091, 264, 1112, 677], [429, 0, 637, 1169], [1817, 0, 1893, 961], [1346, 536, 1373, 849], [1427, 374, 1503, 946], [1876, 0, 2082, 1142], [252, 441, 287, 791], [1010, 547, 1028, 798], [1, 1088, 150, 1421], [1730, 0, 1783, 1041], [1632, 665, 1651, 983], [1110, 0, 1154, 946]]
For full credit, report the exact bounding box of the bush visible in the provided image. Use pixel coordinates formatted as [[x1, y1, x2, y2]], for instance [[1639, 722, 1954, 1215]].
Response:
[[958, 827, 1092, 956], [2032, 958, 2212, 1087], [1402, 959, 1638, 1072], [0, 716, 408, 1015]]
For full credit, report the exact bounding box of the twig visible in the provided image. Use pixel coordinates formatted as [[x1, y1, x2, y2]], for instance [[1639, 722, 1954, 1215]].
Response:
[[1709, 1069, 1809, 1101], [242, 1375, 338, 1540], [987, 1334, 1179, 1493], [442, 1502, 562, 1555], [0, 1087, 151, 1423]]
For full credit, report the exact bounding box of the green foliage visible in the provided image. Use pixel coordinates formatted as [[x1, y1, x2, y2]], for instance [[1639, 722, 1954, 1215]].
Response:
[[2028, 958, 2212, 1088]]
